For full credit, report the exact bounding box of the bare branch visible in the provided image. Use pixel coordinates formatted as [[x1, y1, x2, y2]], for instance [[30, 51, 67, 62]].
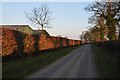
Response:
[[25, 4, 53, 30]]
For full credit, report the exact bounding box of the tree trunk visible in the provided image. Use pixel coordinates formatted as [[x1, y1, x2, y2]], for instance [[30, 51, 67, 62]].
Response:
[[41, 25, 44, 30], [118, 27, 120, 40], [100, 32, 104, 42]]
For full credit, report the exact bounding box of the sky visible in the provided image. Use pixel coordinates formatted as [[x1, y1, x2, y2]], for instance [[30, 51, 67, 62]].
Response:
[[1, 2, 93, 40]]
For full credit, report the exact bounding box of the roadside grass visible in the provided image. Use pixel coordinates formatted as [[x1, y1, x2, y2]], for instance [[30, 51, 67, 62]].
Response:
[[2, 45, 82, 78], [92, 45, 118, 78]]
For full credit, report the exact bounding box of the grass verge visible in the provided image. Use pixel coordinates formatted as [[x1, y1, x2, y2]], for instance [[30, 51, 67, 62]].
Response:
[[92, 45, 118, 78], [2, 45, 82, 78]]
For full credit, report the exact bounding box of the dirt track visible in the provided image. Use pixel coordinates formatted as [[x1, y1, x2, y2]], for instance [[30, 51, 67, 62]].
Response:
[[28, 44, 99, 78]]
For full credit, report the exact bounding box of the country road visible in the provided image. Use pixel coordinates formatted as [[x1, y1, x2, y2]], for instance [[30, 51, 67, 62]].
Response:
[[28, 44, 99, 78]]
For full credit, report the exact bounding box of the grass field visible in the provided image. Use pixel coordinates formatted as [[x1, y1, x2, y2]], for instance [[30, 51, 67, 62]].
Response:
[[92, 45, 118, 78], [2, 45, 82, 78]]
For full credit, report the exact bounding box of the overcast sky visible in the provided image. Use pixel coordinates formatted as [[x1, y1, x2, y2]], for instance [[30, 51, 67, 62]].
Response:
[[1, 2, 94, 40]]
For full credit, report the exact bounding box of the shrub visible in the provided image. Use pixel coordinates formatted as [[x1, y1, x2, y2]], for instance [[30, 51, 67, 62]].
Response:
[[94, 40, 120, 51], [23, 34, 35, 54], [39, 35, 54, 50], [1, 28, 18, 56]]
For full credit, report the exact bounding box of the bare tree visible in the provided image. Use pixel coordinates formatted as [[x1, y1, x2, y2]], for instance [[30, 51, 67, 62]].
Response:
[[25, 4, 52, 31]]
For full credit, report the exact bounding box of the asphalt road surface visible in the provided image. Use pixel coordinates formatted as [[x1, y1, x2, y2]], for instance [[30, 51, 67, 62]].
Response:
[[28, 44, 99, 78]]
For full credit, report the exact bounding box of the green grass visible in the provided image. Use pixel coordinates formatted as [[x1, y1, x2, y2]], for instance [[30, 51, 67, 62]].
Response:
[[92, 45, 118, 78], [2, 45, 82, 78]]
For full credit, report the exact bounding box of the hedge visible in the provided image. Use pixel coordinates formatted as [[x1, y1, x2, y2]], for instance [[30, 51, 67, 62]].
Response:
[[94, 40, 120, 51], [1, 28, 81, 56]]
